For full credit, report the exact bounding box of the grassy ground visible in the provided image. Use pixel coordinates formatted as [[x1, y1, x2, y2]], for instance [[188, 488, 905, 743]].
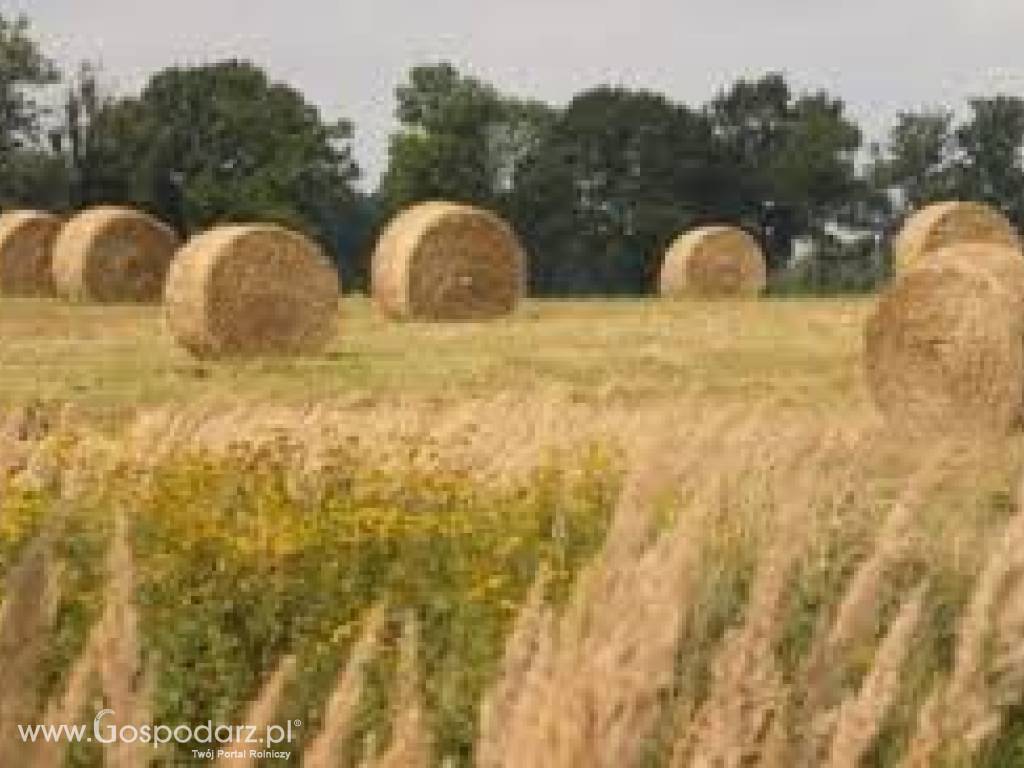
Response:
[[0, 296, 870, 417], [6, 295, 1024, 767]]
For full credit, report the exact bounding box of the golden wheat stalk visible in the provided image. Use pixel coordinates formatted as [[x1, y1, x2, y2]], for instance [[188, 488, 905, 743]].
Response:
[[0, 535, 58, 766], [303, 605, 387, 768], [681, 539, 798, 768], [825, 583, 927, 768], [26, 618, 105, 768], [476, 576, 550, 767], [476, 587, 558, 768], [97, 514, 151, 768], [772, 452, 945, 767], [216, 654, 297, 768], [25, 516, 142, 768], [359, 612, 431, 768], [904, 475, 1024, 766], [822, 449, 945, 660], [676, 437, 846, 768], [478, 452, 707, 768]]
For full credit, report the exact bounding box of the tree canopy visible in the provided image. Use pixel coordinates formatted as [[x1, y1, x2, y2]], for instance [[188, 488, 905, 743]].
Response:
[[513, 87, 737, 294], [709, 74, 864, 267], [380, 63, 554, 216], [0, 14, 63, 207], [873, 97, 1024, 229], [77, 61, 360, 236]]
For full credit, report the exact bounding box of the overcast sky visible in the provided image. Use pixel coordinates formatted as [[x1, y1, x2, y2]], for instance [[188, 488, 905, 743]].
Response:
[[8, 0, 1024, 185]]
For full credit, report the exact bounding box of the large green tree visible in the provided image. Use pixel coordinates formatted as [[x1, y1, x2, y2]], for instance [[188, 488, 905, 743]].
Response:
[[873, 98, 1024, 228], [955, 96, 1024, 225], [380, 63, 554, 215], [80, 61, 360, 237], [870, 109, 957, 209], [53, 62, 126, 209], [709, 74, 863, 267], [513, 87, 740, 294], [0, 14, 57, 152], [0, 13, 66, 208]]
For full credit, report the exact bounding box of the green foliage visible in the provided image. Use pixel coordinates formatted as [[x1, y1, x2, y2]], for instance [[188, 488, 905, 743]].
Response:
[[0, 13, 58, 153], [773, 93, 863, 213], [709, 73, 865, 269], [870, 110, 958, 209], [956, 96, 1024, 226], [380, 62, 554, 217], [381, 67, 869, 295], [31, 439, 620, 765], [514, 86, 738, 295], [0, 482, 49, 580], [769, 234, 887, 296], [0, 13, 64, 208], [76, 61, 360, 243], [873, 96, 1024, 229], [0, 148, 70, 210]]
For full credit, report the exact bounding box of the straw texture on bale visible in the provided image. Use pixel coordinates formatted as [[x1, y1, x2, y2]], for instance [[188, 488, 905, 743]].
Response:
[[0, 210, 61, 297], [659, 226, 767, 298], [893, 201, 1021, 273], [164, 224, 340, 359], [372, 201, 526, 321], [865, 242, 1024, 435], [52, 207, 179, 303]]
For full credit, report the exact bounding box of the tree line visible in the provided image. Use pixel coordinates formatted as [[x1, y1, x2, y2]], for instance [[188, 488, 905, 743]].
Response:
[[3, 13, 1024, 296]]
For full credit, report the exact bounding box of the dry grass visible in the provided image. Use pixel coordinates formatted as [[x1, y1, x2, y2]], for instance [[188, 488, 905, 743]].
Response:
[[304, 606, 386, 768], [0, 535, 58, 766], [361, 614, 433, 768], [165, 224, 340, 359], [6, 291, 1024, 765], [0, 296, 870, 422], [95, 516, 149, 768], [4, 403, 1024, 765], [901, 479, 1024, 766], [217, 655, 297, 768]]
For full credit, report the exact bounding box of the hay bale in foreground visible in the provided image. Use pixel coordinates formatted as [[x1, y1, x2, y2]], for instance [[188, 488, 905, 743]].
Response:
[[659, 226, 767, 298], [52, 206, 179, 303], [372, 201, 526, 321], [865, 242, 1024, 435], [893, 201, 1021, 273], [0, 210, 61, 297], [165, 224, 340, 359]]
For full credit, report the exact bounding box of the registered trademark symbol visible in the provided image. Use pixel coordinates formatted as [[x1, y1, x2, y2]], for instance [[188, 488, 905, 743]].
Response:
[[293, 720, 302, 727]]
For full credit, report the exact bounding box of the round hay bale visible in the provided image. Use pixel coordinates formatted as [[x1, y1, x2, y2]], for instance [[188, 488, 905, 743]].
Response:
[[0, 210, 61, 297], [893, 201, 1020, 273], [372, 201, 526, 321], [659, 225, 767, 298], [865, 242, 1024, 435], [165, 224, 340, 359], [52, 206, 179, 303]]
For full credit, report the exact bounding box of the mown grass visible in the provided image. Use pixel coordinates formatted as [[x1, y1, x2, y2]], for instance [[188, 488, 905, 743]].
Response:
[[0, 296, 869, 418]]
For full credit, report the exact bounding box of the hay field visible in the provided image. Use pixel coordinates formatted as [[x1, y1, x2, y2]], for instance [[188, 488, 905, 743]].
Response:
[[0, 296, 869, 417], [6, 295, 1024, 767]]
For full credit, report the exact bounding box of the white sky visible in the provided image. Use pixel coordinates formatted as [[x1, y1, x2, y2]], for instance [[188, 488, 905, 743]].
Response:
[[7, 0, 1024, 186]]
